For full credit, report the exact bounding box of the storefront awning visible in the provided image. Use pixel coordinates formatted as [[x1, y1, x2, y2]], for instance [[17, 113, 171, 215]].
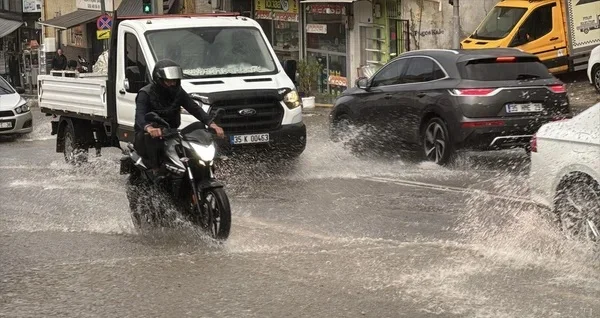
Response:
[[0, 18, 24, 38], [38, 10, 101, 30], [300, 0, 355, 3]]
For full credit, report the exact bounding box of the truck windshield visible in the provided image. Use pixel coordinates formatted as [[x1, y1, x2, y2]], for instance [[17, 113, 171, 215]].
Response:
[[472, 7, 527, 40], [145, 27, 277, 78]]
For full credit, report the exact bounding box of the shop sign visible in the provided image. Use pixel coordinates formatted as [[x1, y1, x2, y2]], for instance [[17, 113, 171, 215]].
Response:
[[255, 0, 299, 22], [76, 0, 114, 12], [306, 24, 327, 34], [306, 4, 346, 15], [328, 75, 348, 87], [22, 0, 42, 13]]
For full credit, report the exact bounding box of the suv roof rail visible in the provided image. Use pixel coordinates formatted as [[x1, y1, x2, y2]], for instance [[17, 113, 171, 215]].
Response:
[[117, 12, 241, 20]]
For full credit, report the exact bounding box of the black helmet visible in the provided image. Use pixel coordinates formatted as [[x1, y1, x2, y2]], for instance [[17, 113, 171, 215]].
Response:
[[152, 59, 183, 96]]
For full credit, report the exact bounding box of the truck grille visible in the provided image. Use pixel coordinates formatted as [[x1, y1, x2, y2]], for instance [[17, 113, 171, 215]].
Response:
[[0, 110, 14, 118], [212, 96, 283, 134]]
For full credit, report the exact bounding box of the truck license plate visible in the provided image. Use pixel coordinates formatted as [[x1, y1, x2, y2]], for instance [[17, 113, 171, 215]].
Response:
[[0, 122, 13, 129], [230, 133, 269, 144]]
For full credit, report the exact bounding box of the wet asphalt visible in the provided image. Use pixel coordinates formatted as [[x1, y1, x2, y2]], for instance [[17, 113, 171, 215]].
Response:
[[1, 78, 599, 317]]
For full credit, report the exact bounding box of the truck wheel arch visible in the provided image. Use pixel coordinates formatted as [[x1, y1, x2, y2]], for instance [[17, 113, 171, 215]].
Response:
[[56, 117, 92, 153]]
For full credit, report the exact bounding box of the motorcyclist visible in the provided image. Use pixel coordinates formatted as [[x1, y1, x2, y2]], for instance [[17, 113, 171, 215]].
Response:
[[134, 59, 224, 177]]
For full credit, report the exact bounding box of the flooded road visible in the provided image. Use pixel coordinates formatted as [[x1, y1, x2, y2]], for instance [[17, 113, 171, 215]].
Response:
[[1, 98, 599, 317]]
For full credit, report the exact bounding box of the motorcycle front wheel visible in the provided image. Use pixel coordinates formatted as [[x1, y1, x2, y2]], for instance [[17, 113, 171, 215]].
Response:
[[190, 187, 231, 240]]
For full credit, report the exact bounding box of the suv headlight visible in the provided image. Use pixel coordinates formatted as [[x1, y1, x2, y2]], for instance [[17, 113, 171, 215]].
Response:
[[14, 101, 30, 114], [283, 90, 301, 109]]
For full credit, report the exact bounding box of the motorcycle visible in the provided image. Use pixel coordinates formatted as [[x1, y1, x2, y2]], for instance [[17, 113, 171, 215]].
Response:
[[77, 55, 90, 73], [121, 109, 231, 240]]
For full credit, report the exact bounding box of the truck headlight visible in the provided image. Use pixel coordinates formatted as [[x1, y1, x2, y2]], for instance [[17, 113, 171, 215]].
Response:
[[284, 90, 301, 109]]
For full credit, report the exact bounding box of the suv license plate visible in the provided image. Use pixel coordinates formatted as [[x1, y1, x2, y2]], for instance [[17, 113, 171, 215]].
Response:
[[506, 103, 543, 113]]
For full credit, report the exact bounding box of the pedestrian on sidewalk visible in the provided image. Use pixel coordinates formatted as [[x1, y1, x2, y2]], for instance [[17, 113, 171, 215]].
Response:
[[51, 49, 67, 71]]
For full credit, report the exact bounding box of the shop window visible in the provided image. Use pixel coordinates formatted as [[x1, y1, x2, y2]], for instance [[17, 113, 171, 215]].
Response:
[[306, 13, 347, 54], [371, 58, 407, 87]]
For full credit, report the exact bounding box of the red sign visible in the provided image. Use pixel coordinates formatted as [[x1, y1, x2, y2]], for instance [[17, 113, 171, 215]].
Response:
[[255, 10, 299, 22], [96, 14, 112, 30], [307, 4, 346, 15]]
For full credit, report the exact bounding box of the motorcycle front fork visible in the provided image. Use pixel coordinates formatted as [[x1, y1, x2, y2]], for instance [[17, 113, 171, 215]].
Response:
[[181, 158, 214, 226]]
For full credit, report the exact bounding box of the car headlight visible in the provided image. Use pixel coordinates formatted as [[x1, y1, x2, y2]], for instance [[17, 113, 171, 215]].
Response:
[[284, 90, 301, 109], [14, 102, 29, 114], [190, 142, 216, 162]]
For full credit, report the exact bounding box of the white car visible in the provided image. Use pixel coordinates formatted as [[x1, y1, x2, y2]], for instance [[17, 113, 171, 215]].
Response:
[[0, 77, 32, 136], [530, 102, 600, 242], [588, 44, 600, 94]]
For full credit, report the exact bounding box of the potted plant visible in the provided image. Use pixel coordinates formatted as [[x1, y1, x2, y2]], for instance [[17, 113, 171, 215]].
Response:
[[297, 59, 321, 109]]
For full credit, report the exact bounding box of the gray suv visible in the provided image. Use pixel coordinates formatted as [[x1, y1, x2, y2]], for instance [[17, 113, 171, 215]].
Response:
[[329, 48, 572, 164]]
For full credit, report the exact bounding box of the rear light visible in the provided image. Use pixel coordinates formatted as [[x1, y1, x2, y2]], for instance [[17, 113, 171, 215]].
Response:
[[530, 134, 537, 152], [496, 56, 516, 62], [548, 84, 567, 93], [461, 120, 505, 129], [451, 88, 497, 96]]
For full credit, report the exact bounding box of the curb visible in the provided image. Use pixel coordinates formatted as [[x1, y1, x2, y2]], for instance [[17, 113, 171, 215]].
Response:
[[315, 103, 333, 108]]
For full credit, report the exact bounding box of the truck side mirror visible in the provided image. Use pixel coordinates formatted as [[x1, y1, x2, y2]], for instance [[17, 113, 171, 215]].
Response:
[[283, 60, 297, 83], [125, 66, 143, 93]]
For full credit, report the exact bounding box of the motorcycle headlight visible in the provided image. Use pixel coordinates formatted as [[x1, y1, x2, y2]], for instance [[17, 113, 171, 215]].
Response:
[[283, 90, 301, 109], [190, 142, 216, 162]]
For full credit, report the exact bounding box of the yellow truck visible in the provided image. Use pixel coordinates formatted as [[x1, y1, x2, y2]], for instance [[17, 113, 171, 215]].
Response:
[[461, 0, 600, 74]]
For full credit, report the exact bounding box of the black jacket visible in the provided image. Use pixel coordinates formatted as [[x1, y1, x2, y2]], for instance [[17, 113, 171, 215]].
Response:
[[52, 55, 67, 70], [134, 83, 211, 132]]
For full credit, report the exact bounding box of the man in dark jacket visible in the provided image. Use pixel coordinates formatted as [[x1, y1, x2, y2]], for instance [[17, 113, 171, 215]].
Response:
[[51, 49, 67, 70], [134, 59, 224, 174]]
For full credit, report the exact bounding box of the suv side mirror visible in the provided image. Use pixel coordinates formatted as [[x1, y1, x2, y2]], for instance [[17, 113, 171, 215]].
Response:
[[356, 77, 370, 90], [15, 87, 25, 94], [283, 60, 297, 83], [125, 66, 144, 93]]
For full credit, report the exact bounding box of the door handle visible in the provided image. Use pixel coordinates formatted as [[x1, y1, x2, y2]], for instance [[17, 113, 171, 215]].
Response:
[[417, 92, 426, 98], [384, 93, 393, 99], [550, 37, 559, 41], [119, 89, 126, 95]]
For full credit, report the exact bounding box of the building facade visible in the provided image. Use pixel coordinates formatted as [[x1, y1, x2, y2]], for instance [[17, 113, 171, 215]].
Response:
[[0, 0, 42, 89]]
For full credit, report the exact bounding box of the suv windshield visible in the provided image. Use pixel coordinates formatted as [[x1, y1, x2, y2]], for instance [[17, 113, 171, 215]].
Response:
[[145, 27, 277, 78], [0, 77, 15, 95], [472, 7, 527, 40]]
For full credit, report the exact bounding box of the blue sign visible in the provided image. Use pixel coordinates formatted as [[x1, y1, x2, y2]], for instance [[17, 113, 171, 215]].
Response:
[[97, 15, 112, 30]]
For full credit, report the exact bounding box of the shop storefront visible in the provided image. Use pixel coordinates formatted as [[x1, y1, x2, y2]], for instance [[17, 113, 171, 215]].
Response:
[[302, 3, 349, 98], [254, 0, 301, 62]]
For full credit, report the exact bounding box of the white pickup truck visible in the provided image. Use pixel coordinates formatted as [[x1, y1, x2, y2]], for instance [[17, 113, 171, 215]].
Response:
[[39, 13, 306, 163]]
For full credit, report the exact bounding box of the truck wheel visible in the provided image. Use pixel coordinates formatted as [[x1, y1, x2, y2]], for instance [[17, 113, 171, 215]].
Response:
[[593, 65, 600, 94], [63, 121, 88, 164]]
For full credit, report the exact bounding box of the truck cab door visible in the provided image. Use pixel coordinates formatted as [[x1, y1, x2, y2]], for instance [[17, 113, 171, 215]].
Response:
[[510, 2, 569, 73], [115, 26, 151, 142]]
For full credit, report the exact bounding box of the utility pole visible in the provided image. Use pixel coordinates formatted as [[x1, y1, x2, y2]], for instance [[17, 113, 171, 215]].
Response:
[[452, 0, 460, 49], [100, 0, 107, 50], [155, 0, 164, 15]]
